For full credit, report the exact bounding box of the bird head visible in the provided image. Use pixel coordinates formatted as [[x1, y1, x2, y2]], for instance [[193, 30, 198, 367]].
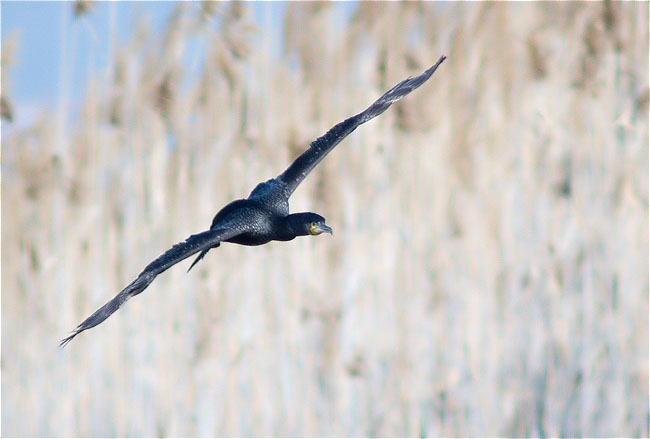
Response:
[[287, 212, 332, 237], [306, 213, 333, 236]]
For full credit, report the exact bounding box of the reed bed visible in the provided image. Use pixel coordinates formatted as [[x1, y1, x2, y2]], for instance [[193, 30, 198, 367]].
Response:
[[2, 2, 648, 436]]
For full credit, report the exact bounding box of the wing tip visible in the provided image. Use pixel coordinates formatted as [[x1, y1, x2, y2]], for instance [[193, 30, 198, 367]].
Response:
[[59, 331, 79, 349], [435, 54, 447, 66], [421, 54, 447, 80], [374, 54, 447, 107]]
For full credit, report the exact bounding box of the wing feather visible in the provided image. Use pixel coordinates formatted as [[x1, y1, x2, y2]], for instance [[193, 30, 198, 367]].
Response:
[[278, 55, 446, 196], [60, 227, 239, 347]]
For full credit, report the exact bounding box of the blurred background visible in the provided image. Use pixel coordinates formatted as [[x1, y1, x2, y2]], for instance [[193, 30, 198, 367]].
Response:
[[2, 2, 648, 437]]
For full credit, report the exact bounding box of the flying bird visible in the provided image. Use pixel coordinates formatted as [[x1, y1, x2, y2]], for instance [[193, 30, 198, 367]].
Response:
[[60, 55, 446, 347]]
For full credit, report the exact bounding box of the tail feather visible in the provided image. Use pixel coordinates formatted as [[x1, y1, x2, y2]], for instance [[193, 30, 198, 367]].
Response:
[[187, 250, 208, 272], [187, 242, 219, 272]]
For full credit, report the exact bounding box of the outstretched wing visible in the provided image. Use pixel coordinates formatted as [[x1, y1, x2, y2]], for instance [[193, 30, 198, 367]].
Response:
[[60, 227, 240, 347], [277, 55, 446, 196]]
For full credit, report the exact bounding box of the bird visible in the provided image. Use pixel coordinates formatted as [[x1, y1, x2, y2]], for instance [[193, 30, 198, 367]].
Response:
[[60, 55, 446, 347]]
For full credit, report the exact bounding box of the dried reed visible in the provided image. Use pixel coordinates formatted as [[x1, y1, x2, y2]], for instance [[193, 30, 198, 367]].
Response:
[[2, 2, 648, 436]]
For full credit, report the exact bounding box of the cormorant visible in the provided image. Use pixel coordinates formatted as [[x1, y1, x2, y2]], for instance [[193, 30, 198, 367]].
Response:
[[60, 55, 446, 347]]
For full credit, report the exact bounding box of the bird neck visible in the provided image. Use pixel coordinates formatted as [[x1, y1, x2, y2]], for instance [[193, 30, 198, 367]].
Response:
[[276, 213, 311, 241]]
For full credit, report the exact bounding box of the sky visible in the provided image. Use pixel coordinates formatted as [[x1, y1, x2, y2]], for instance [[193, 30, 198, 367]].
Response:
[[0, 1, 300, 136]]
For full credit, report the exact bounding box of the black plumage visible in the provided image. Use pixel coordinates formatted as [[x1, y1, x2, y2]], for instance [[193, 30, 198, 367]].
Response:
[[60, 55, 446, 347]]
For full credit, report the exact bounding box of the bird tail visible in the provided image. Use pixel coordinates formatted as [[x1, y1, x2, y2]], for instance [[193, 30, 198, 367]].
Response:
[[187, 249, 208, 272], [187, 242, 220, 272]]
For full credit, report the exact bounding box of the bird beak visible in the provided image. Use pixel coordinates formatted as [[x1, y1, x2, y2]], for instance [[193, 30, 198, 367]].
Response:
[[317, 223, 333, 235]]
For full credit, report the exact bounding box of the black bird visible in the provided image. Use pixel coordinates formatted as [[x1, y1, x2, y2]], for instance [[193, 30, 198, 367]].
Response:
[[60, 55, 446, 347]]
